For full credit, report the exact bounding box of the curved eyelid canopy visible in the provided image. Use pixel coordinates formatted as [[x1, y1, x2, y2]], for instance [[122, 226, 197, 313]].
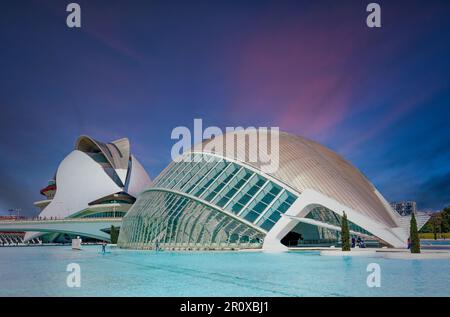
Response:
[[75, 135, 130, 171]]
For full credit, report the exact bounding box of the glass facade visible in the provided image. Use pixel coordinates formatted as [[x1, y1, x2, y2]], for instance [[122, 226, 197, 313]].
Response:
[[153, 153, 298, 231], [281, 207, 377, 247], [118, 190, 265, 250], [118, 151, 388, 250], [119, 153, 298, 250], [306, 207, 374, 237], [81, 211, 126, 218]]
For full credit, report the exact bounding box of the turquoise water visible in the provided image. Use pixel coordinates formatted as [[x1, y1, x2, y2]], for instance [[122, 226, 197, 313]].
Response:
[[422, 240, 450, 246], [0, 246, 449, 296]]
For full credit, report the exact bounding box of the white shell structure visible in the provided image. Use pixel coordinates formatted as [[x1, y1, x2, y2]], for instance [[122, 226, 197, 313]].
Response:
[[119, 129, 408, 251], [25, 136, 152, 242]]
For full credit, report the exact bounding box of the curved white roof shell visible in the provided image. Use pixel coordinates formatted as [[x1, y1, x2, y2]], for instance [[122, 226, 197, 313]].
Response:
[[126, 155, 153, 197], [75, 135, 130, 184], [173, 129, 409, 249], [190, 130, 400, 230], [38, 150, 123, 219]]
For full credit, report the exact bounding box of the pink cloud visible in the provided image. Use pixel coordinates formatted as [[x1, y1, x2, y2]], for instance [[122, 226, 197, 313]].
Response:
[[217, 2, 445, 145], [220, 11, 366, 139]]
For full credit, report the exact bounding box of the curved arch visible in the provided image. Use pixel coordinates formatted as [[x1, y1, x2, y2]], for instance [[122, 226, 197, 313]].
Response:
[[263, 189, 407, 251]]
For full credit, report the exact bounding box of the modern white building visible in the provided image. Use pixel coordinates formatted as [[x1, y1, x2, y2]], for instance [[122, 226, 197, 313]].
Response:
[[118, 130, 414, 251], [25, 135, 152, 242]]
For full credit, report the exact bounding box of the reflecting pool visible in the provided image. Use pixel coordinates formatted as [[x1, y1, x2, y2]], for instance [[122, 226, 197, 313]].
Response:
[[0, 246, 449, 296]]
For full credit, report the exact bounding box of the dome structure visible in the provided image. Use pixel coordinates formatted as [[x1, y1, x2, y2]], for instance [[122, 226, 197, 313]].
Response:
[[118, 129, 409, 251], [25, 135, 152, 242]]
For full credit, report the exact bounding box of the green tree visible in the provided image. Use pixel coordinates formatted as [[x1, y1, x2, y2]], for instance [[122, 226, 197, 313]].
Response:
[[441, 206, 450, 233], [341, 211, 350, 251], [410, 212, 421, 254], [110, 225, 119, 244], [431, 214, 442, 239], [433, 218, 439, 240], [420, 206, 450, 235]]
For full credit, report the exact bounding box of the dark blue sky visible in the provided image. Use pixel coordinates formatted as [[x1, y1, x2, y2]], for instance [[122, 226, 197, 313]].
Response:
[[0, 0, 449, 216]]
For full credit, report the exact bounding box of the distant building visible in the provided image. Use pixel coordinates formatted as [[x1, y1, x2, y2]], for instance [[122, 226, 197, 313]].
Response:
[[390, 201, 430, 232], [390, 201, 417, 216]]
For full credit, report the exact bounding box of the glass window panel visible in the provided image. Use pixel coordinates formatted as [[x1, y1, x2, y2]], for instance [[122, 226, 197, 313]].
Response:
[[186, 160, 219, 192], [217, 197, 229, 208], [231, 203, 244, 213], [252, 201, 267, 214], [260, 219, 276, 231], [277, 202, 291, 213], [224, 187, 238, 198], [269, 185, 282, 196], [193, 162, 228, 196], [285, 192, 296, 205], [200, 164, 238, 201], [268, 210, 282, 222], [237, 194, 252, 206], [246, 185, 260, 196], [255, 178, 266, 188], [261, 193, 276, 205], [244, 211, 260, 223]]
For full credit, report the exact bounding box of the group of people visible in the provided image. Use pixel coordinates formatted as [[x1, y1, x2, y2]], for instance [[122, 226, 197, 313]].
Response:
[[351, 236, 366, 248]]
